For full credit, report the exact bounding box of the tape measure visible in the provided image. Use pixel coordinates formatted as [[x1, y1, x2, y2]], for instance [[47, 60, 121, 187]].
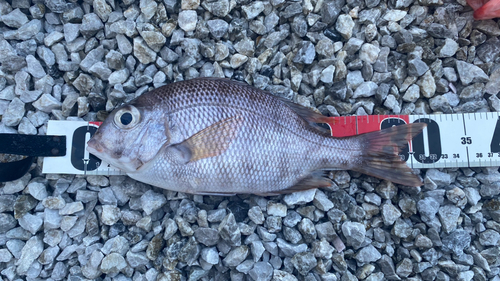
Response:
[[42, 112, 500, 176]]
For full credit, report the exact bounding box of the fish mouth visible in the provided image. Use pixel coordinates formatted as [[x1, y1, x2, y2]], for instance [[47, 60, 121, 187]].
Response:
[[87, 138, 103, 155]]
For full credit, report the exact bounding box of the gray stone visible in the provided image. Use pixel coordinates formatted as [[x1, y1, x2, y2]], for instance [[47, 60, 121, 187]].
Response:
[[272, 270, 298, 281], [201, 247, 219, 265], [408, 58, 429, 77], [291, 252, 317, 275], [100, 253, 127, 274], [126, 251, 149, 268], [0, 8, 28, 28], [382, 203, 402, 226], [0, 213, 17, 233], [93, 0, 112, 22], [101, 205, 121, 225], [140, 30, 166, 52], [417, 70, 436, 98], [276, 238, 307, 257], [223, 245, 249, 267], [26, 55, 46, 79], [311, 238, 334, 259], [194, 227, 219, 246], [464, 188, 481, 206], [63, 23, 80, 43], [282, 2, 302, 18], [479, 229, 500, 246], [249, 262, 273, 281], [402, 84, 420, 102], [291, 15, 307, 37], [417, 197, 440, 221], [298, 218, 317, 242], [178, 10, 197, 32], [293, 41, 315, 64], [3, 98, 25, 126], [181, 0, 200, 9], [341, 222, 366, 249], [207, 19, 229, 39], [18, 213, 43, 235], [230, 54, 248, 68], [384, 95, 401, 113], [80, 46, 105, 72], [242, 1, 265, 20], [89, 62, 112, 81], [59, 202, 84, 215], [395, 258, 413, 278], [175, 216, 194, 237], [353, 81, 378, 98], [134, 37, 157, 64], [438, 38, 459, 58], [140, 190, 166, 215], [335, 14, 354, 39], [108, 68, 130, 85], [359, 43, 380, 64], [219, 213, 241, 246], [284, 190, 316, 206], [250, 240, 265, 262], [321, 0, 345, 24], [248, 206, 265, 224], [267, 202, 287, 217], [80, 13, 104, 38], [355, 244, 382, 264], [236, 259, 254, 273], [441, 229, 471, 256], [456, 61, 489, 85], [16, 236, 43, 275], [0, 248, 13, 263]]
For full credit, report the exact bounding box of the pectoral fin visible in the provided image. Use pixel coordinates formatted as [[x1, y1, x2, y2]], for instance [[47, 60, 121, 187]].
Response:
[[166, 116, 244, 164]]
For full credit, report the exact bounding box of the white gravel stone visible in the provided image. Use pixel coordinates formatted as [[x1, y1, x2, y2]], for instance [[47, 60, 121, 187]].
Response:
[[283, 189, 316, 207], [178, 10, 198, 32], [101, 205, 121, 225], [335, 14, 354, 39], [267, 202, 287, 217], [18, 213, 43, 235], [16, 236, 43, 275], [3, 98, 25, 126], [140, 190, 167, 215]]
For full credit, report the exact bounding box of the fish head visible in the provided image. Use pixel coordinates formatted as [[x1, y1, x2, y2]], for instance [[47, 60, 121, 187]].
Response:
[[87, 102, 168, 173]]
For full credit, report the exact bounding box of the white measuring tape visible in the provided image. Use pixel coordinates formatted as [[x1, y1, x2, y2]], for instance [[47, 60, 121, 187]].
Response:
[[42, 112, 500, 176]]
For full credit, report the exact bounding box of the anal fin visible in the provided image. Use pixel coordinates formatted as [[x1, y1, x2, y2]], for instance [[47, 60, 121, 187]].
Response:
[[264, 171, 331, 195]]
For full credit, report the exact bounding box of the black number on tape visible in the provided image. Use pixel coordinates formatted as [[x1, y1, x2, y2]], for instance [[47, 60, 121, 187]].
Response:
[[461, 137, 472, 145], [412, 118, 442, 164], [71, 126, 101, 171], [490, 117, 500, 153]]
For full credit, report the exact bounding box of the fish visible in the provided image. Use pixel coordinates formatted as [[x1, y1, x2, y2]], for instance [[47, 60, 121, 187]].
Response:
[[467, 0, 500, 20], [87, 78, 426, 196]]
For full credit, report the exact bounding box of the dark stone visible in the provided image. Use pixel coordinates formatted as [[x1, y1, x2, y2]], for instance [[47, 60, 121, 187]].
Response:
[[14, 195, 38, 219], [441, 229, 471, 256], [321, 0, 346, 24]]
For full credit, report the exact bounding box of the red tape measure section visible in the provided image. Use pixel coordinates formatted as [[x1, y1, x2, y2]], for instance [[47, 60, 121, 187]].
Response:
[[328, 115, 411, 137]]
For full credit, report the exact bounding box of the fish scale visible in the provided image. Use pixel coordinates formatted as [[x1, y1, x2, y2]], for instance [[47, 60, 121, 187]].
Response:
[[145, 82, 334, 194], [87, 78, 426, 195]]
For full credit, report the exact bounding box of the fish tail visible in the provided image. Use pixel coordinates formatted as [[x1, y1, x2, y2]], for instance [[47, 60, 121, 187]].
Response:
[[352, 123, 426, 187]]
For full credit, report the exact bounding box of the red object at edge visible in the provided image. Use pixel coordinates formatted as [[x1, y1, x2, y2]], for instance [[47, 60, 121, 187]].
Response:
[[327, 115, 410, 137]]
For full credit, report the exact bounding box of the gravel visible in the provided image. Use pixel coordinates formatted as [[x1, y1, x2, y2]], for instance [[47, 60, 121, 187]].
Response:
[[0, 0, 499, 279]]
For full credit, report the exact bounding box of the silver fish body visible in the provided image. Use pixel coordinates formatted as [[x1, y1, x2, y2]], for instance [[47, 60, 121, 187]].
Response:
[[87, 78, 425, 195]]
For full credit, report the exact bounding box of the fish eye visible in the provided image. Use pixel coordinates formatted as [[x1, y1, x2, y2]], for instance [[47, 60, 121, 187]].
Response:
[[120, 112, 133, 125], [113, 105, 141, 129]]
